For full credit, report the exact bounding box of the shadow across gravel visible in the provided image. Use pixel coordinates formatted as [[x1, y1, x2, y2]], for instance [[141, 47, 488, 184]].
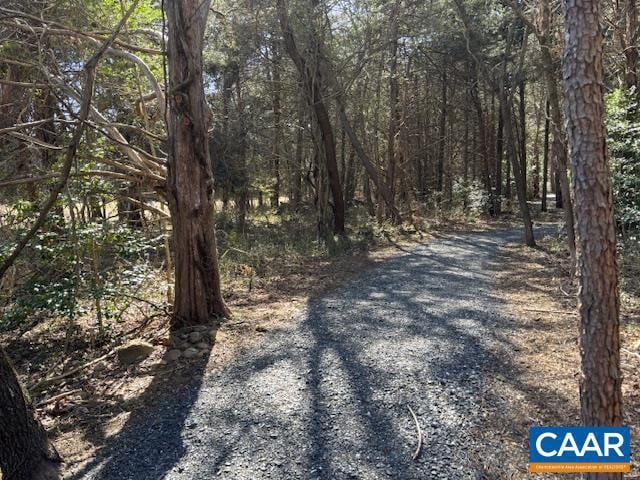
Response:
[[70, 225, 570, 480], [66, 329, 216, 480]]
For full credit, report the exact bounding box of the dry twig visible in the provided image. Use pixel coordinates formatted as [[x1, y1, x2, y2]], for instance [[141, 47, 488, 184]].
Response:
[[407, 405, 423, 461]]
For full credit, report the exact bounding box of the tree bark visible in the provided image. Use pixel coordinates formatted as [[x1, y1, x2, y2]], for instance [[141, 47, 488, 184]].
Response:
[[437, 60, 447, 193], [495, 99, 504, 213], [518, 76, 527, 197], [0, 347, 61, 480], [626, 0, 639, 89], [292, 93, 305, 209], [271, 37, 283, 209], [539, 0, 576, 261], [165, 0, 230, 326], [500, 82, 536, 247], [542, 100, 550, 212], [276, 0, 345, 235], [563, 3, 624, 474], [387, 0, 401, 207]]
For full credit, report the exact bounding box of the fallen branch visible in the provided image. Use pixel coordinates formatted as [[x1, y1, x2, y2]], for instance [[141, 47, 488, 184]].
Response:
[[29, 348, 118, 392], [35, 388, 82, 408], [622, 348, 640, 360], [523, 308, 576, 315], [407, 405, 423, 461]]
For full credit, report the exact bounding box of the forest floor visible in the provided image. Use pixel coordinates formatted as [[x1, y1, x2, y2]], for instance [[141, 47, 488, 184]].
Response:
[[3, 211, 640, 479], [489, 230, 640, 479], [55, 220, 640, 480]]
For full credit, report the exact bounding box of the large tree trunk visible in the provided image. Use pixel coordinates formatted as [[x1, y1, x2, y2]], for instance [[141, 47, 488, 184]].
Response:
[[0, 347, 61, 480], [165, 0, 230, 326], [563, 2, 624, 473]]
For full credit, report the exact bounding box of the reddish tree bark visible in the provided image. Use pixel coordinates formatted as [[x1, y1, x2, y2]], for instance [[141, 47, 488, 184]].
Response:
[[165, 0, 230, 326], [564, 5, 624, 480]]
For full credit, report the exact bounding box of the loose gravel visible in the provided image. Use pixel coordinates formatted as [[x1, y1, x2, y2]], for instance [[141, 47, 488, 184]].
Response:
[[69, 228, 552, 480]]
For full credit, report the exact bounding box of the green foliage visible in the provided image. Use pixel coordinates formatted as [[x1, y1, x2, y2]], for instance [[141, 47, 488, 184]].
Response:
[[0, 204, 162, 330], [606, 88, 640, 232], [452, 178, 491, 217]]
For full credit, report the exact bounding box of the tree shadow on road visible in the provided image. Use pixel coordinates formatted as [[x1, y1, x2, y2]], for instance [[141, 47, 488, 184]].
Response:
[[65, 324, 218, 480], [65, 226, 576, 480]]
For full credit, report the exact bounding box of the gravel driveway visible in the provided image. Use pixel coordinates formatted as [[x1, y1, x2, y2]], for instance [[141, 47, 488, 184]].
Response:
[[70, 227, 551, 480]]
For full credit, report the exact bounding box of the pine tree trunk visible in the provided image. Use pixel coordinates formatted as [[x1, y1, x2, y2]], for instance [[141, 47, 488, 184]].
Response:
[[0, 347, 61, 480], [271, 37, 282, 209], [495, 98, 504, 213], [563, 5, 624, 480], [387, 0, 401, 209], [165, 0, 230, 326], [518, 77, 527, 197]]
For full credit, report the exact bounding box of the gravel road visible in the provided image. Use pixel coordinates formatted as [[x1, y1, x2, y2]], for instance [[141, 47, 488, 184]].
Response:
[[70, 227, 552, 480]]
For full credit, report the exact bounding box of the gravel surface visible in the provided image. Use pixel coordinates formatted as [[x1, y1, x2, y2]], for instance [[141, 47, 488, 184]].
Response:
[[69, 227, 552, 480]]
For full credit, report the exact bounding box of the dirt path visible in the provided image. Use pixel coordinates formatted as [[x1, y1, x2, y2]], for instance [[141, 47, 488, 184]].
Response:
[[68, 226, 561, 480]]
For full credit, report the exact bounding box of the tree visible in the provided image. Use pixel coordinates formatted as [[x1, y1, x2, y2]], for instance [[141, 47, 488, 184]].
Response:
[[563, 0, 624, 466], [276, 0, 345, 237], [503, 0, 576, 261], [0, 347, 61, 480], [165, 0, 231, 326]]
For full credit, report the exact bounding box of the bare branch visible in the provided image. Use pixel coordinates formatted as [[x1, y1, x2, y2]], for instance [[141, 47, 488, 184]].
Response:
[[0, 0, 141, 281]]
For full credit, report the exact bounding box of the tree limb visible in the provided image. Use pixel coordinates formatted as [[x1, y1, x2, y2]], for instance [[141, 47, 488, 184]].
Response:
[[0, 0, 141, 281]]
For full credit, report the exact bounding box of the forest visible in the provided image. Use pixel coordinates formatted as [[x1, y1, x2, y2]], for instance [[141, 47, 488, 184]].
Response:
[[0, 0, 639, 479]]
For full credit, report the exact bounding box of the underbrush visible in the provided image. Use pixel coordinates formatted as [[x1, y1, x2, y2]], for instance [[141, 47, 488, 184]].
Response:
[[0, 202, 434, 352], [0, 200, 487, 401]]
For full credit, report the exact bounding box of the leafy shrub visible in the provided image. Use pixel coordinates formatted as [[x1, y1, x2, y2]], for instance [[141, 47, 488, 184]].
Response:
[[452, 178, 491, 216], [606, 88, 640, 233], [0, 207, 162, 331]]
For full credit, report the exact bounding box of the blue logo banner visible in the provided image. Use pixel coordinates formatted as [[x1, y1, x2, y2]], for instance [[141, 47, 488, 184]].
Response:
[[529, 426, 631, 473]]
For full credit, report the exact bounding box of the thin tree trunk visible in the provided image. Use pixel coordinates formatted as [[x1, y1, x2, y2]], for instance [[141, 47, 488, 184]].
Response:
[[293, 94, 305, 208], [626, 0, 639, 89], [271, 37, 282, 208], [276, 0, 345, 234], [542, 100, 550, 212], [495, 99, 504, 213], [518, 76, 527, 197], [563, 3, 624, 474], [437, 60, 447, 193], [165, 0, 230, 325], [463, 69, 470, 183], [387, 0, 401, 208], [500, 85, 536, 246], [532, 93, 542, 200]]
